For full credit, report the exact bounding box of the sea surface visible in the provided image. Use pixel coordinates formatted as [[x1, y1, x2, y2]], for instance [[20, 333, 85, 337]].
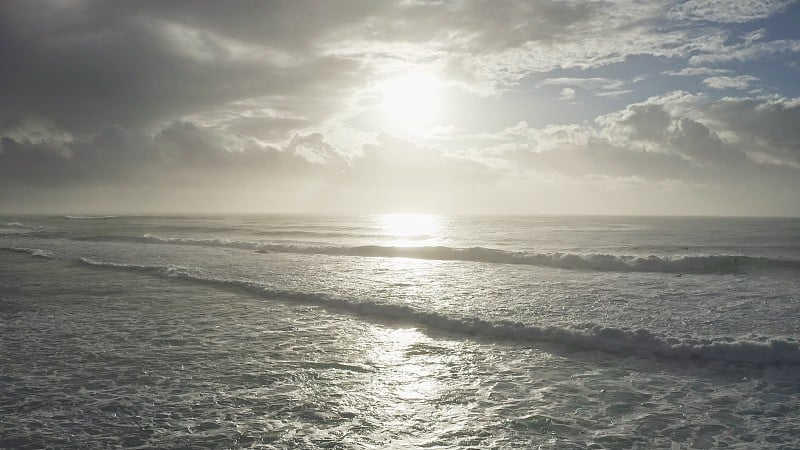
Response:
[[1, 214, 799, 448]]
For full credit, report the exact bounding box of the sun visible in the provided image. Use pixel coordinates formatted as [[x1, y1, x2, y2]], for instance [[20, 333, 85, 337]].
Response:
[[379, 72, 441, 130]]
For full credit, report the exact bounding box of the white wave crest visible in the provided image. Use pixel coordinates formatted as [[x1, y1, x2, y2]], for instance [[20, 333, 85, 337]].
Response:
[[63, 215, 118, 220], [1, 222, 54, 234], [5, 222, 34, 228], [255, 245, 799, 275], [76, 257, 800, 365], [70, 234, 800, 275], [0, 246, 55, 258]]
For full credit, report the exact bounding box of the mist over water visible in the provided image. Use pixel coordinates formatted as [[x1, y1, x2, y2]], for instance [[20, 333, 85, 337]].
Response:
[[2, 214, 800, 448]]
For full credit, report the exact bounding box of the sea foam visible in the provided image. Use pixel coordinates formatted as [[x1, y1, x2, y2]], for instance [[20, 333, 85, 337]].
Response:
[[255, 245, 799, 275], [63, 215, 118, 220], [0, 246, 56, 258], [70, 233, 800, 275], [75, 257, 800, 365]]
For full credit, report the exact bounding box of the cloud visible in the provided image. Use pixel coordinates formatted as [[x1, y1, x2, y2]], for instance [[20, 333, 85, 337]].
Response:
[[323, 0, 789, 93], [742, 28, 768, 44], [539, 77, 632, 98], [664, 67, 731, 77], [703, 75, 759, 89], [689, 40, 800, 65], [0, 1, 367, 136], [0, 1, 798, 214], [470, 92, 800, 188], [0, 121, 342, 187], [558, 88, 577, 102], [1, 0, 795, 136], [704, 96, 800, 159], [598, 92, 800, 169], [666, 0, 794, 23], [539, 77, 625, 90]]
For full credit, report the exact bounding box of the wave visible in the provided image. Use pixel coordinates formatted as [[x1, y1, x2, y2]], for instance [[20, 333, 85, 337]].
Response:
[[255, 245, 800, 275], [0, 246, 56, 258], [74, 234, 262, 251], [63, 215, 118, 220], [253, 230, 431, 240], [76, 257, 800, 365], [5, 222, 38, 229], [0, 228, 36, 235], [135, 225, 394, 239], [1, 222, 55, 234], [67, 233, 800, 275]]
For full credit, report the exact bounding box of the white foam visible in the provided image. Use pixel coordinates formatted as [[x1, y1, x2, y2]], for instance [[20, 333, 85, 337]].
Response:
[[0, 246, 56, 258], [71, 234, 800, 275], [63, 215, 118, 220], [1, 222, 52, 235], [75, 257, 800, 365], [5, 222, 34, 228], [257, 245, 798, 275]]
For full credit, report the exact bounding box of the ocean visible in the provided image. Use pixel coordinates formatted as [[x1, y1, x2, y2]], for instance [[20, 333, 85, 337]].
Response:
[[1, 214, 799, 448]]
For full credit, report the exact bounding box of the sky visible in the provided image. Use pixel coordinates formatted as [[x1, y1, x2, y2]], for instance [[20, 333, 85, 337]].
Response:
[[1, 0, 799, 216]]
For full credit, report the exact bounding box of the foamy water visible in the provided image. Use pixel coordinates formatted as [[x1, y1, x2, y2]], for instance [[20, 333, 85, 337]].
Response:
[[1, 215, 799, 448]]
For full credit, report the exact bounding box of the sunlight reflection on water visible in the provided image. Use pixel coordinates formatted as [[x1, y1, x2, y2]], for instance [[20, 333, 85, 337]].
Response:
[[375, 213, 445, 246], [367, 327, 441, 406]]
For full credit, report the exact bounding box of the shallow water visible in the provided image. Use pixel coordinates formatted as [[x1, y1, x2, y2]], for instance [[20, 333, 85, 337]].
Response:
[[2, 215, 799, 448]]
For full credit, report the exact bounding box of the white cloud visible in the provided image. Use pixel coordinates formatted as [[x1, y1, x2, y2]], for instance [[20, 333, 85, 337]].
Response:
[[690, 40, 800, 65], [539, 77, 626, 91], [468, 92, 800, 185], [540, 77, 632, 99], [1, 1, 799, 214], [558, 87, 576, 102], [743, 28, 768, 44], [703, 75, 759, 89], [664, 67, 731, 77], [596, 90, 635, 98], [667, 0, 793, 23]]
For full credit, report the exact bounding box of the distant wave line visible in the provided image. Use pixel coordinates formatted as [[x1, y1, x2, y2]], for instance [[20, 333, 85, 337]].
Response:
[[0, 246, 56, 258], [4, 222, 38, 228], [63, 215, 118, 220], [2, 222, 63, 233], [256, 245, 800, 275], [68, 233, 800, 275]]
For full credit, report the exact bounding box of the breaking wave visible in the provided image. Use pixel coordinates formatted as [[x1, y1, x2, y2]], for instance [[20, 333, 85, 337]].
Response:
[[0, 222, 59, 235], [63, 215, 118, 220], [5, 222, 37, 229], [67, 233, 800, 275], [255, 245, 800, 275], [76, 257, 800, 365], [74, 234, 261, 250], [0, 246, 56, 258]]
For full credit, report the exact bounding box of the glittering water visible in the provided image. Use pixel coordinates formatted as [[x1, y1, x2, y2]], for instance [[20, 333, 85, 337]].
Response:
[[1, 215, 799, 448]]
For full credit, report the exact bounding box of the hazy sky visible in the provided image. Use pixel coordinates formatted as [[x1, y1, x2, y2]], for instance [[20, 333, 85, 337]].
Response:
[[1, 0, 799, 215]]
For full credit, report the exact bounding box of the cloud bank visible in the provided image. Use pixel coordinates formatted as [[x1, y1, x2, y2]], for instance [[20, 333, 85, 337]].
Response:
[[1, 0, 798, 215]]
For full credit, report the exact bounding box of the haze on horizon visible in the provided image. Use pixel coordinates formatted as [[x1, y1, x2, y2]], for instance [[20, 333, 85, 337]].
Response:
[[1, 1, 799, 216]]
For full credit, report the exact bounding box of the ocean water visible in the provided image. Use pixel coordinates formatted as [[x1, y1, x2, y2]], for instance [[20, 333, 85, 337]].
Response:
[[1, 214, 799, 449]]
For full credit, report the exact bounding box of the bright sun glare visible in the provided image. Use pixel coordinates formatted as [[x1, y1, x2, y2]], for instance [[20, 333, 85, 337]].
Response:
[[380, 72, 441, 129], [377, 213, 443, 246]]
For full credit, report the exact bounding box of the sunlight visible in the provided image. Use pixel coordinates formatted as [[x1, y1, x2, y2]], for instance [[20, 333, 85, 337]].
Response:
[[380, 72, 441, 130], [367, 327, 440, 402], [377, 213, 443, 245]]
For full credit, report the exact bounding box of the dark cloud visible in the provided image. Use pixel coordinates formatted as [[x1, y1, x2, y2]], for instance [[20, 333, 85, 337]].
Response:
[[617, 104, 674, 143], [0, 121, 343, 188], [0, 1, 365, 134], [705, 97, 800, 157]]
